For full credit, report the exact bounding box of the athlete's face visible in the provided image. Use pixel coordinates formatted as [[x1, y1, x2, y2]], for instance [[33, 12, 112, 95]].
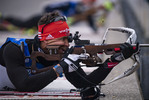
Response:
[[40, 37, 69, 54]]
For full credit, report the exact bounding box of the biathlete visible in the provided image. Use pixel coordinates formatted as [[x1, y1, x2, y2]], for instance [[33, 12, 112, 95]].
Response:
[[0, 11, 139, 100]]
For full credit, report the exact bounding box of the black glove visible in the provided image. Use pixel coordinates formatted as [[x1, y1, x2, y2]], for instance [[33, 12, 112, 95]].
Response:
[[111, 42, 140, 62], [59, 47, 87, 73]]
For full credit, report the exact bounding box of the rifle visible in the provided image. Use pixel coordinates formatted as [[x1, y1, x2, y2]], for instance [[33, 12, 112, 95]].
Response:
[[29, 27, 149, 84]]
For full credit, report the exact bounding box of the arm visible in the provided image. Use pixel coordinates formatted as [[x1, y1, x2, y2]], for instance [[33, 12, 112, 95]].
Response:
[[3, 42, 57, 92]]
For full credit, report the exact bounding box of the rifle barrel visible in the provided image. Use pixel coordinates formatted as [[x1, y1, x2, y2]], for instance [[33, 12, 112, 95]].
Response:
[[132, 44, 149, 47]]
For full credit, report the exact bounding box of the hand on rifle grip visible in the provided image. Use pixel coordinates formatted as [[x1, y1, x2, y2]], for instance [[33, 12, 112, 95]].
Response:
[[111, 42, 140, 62], [59, 46, 87, 73]]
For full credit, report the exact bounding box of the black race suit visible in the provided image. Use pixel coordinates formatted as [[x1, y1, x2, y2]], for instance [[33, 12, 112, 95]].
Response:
[[0, 38, 113, 92]]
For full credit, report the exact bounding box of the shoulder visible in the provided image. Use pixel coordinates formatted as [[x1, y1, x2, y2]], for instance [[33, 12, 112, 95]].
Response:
[[4, 42, 20, 50], [3, 42, 22, 57], [3, 42, 25, 65]]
